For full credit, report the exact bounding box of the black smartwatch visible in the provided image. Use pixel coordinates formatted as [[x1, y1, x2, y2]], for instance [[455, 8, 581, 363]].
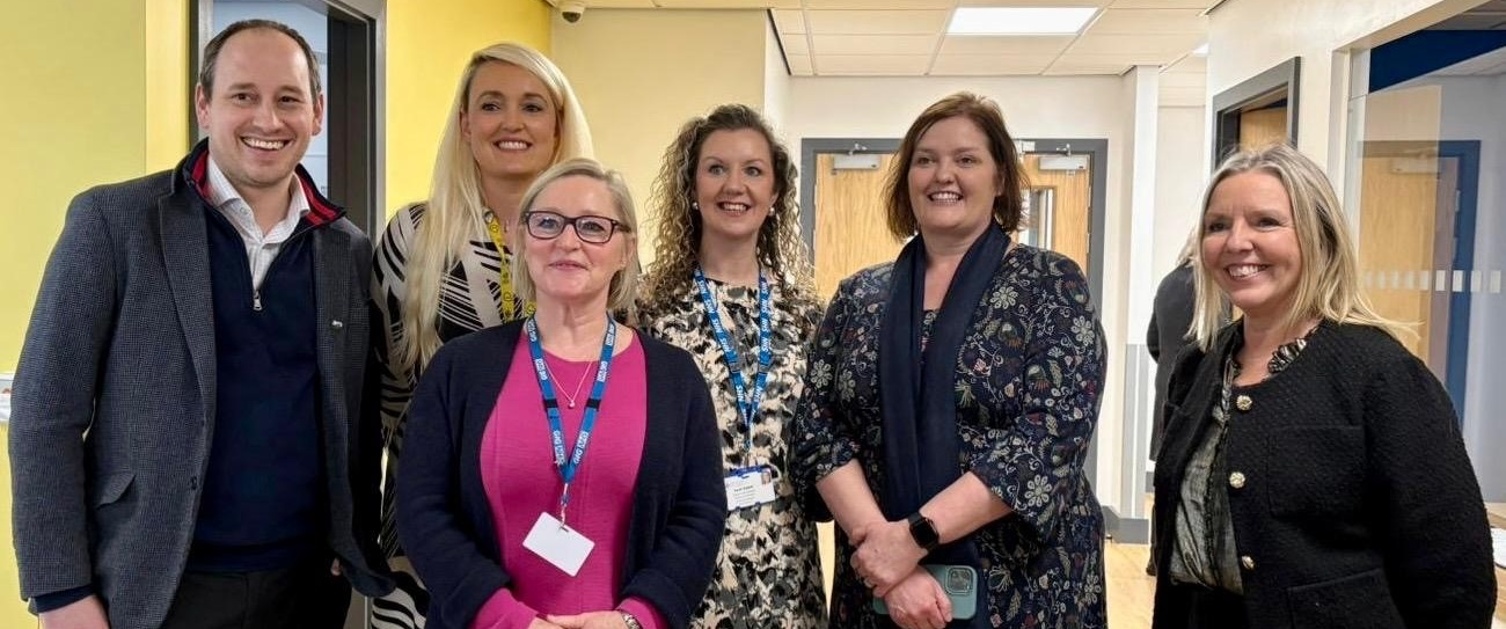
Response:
[[907, 511, 940, 551]]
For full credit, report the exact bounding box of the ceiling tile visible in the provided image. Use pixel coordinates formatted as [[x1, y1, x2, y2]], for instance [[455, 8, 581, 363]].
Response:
[[812, 34, 938, 55], [787, 54, 814, 75], [1109, 0, 1220, 8], [580, 0, 656, 6], [779, 33, 810, 55], [930, 54, 1058, 75], [804, 10, 950, 35], [939, 35, 1075, 55], [958, 0, 1112, 6], [1065, 32, 1202, 56], [1162, 55, 1206, 74], [806, 0, 956, 7], [651, 0, 792, 5], [1058, 51, 1188, 67], [772, 9, 806, 33], [1089, 8, 1206, 34], [816, 54, 933, 74], [1044, 61, 1130, 75]]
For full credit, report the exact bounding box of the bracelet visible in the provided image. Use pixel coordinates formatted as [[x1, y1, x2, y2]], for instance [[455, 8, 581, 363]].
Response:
[[619, 611, 642, 629]]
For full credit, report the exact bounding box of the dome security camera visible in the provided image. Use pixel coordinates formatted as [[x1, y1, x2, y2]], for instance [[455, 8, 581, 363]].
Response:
[[560, 0, 585, 23]]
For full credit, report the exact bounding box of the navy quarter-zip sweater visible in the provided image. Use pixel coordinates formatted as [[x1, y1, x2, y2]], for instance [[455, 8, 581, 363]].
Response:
[[187, 202, 326, 572]]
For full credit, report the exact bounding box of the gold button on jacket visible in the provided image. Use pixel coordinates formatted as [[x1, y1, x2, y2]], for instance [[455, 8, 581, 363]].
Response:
[[1229, 471, 1246, 489], [1240, 555, 1256, 571], [1235, 394, 1253, 412]]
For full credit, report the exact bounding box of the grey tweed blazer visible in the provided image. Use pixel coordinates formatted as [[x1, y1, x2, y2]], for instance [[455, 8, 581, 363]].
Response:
[[8, 142, 393, 628]]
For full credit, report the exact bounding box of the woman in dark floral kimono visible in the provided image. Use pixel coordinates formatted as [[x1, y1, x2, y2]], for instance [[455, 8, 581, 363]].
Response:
[[792, 92, 1107, 629]]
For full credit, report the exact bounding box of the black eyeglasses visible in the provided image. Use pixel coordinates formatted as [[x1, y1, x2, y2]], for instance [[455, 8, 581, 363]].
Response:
[[522, 210, 628, 244]]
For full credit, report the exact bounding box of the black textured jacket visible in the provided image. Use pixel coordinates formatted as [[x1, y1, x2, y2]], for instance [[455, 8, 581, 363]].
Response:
[[1151, 320, 1495, 629]]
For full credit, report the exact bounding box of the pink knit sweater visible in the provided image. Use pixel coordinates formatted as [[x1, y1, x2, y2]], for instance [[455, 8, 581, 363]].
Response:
[[472, 339, 665, 629]]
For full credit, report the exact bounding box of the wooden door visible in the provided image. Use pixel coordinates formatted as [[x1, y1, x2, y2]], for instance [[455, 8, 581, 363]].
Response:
[[1239, 107, 1288, 149], [814, 153, 903, 301], [1020, 154, 1092, 271], [1357, 152, 1437, 359]]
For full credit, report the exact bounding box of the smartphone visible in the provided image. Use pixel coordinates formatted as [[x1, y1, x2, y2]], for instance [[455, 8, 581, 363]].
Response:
[[870, 564, 978, 621]]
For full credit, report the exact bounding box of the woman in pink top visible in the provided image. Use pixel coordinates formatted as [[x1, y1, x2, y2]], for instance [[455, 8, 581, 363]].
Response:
[[397, 159, 727, 629]]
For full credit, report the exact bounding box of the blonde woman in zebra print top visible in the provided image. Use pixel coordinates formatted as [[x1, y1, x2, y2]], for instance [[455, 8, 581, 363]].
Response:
[[369, 41, 592, 629]]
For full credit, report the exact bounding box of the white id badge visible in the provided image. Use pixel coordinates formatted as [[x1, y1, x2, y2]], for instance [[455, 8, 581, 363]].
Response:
[[522, 512, 595, 576], [724, 466, 777, 511]]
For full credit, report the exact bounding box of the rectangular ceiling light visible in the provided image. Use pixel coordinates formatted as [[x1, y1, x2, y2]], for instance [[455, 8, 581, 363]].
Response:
[[948, 7, 1098, 35]]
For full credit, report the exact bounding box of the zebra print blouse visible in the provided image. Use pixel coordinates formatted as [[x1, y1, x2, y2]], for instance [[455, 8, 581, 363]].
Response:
[[370, 203, 524, 556]]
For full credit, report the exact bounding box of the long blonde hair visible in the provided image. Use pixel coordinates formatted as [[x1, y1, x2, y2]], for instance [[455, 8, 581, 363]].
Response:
[[1190, 144, 1406, 349], [639, 104, 816, 328], [511, 158, 642, 321], [399, 42, 593, 372]]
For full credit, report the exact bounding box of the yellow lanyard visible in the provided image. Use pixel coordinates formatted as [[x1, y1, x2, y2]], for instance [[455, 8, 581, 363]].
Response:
[[484, 210, 533, 321]]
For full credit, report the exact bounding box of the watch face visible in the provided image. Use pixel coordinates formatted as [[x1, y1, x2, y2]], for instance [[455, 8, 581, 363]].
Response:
[[910, 514, 940, 548]]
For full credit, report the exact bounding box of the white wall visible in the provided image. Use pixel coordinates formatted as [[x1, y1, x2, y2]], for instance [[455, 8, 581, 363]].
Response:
[[764, 18, 790, 135], [1153, 105, 1209, 282]]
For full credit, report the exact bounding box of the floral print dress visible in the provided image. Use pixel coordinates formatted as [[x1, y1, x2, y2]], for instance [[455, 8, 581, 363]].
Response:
[[638, 277, 828, 629], [793, 245, 1108, 629]]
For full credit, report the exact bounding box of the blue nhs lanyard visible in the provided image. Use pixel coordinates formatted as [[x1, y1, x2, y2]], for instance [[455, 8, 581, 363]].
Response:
[[525, 316, 617, 525], [692, 268, 772, 456]]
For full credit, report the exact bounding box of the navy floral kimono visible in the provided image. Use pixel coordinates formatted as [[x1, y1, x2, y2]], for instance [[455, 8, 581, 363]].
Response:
[[793, 244, 1108, 628]]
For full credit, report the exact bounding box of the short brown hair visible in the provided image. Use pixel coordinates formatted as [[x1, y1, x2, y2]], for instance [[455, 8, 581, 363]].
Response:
[[884, 92, 1025, 239], [199, 19, 322, 99]]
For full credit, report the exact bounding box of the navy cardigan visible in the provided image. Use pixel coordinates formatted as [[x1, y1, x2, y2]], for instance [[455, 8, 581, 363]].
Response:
[[395, 321, 727, 629]]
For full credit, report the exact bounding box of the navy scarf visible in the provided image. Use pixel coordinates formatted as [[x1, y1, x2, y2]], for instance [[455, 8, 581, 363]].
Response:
[[878, 223, 1009, 585]]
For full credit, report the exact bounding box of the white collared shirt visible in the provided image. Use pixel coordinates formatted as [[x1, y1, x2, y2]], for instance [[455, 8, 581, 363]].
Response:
[[204, 157, 312, 289]]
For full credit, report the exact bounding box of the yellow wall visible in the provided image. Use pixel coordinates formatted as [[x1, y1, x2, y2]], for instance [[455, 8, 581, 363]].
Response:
[[550, 9, 770, 268], [0, 1, 549, 622], [0, 1, 189, 621], [0, 0, 188, 374], [384, 0, 553, 215]]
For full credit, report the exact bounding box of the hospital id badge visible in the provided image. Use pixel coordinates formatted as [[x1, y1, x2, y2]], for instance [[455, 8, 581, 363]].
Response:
[[522, 512, 595, 576], [724, 465, 776, 510]]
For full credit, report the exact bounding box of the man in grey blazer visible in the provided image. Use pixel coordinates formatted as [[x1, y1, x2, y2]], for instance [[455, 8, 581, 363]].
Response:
[[9, 19, 391, 629]]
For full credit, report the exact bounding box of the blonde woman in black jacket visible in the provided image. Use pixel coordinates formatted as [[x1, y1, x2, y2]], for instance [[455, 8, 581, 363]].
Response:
[[1151, 144, 1495, 629]]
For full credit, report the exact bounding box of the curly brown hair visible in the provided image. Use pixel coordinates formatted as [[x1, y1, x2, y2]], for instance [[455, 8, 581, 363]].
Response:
[[640, 104, 818, 321]]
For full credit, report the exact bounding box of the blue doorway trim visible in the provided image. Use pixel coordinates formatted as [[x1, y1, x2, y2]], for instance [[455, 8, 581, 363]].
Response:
[[1440, 140, 1479, 419]]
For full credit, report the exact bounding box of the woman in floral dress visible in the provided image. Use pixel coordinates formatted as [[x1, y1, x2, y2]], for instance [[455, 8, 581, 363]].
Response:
[[792, 92, 1107, 629]]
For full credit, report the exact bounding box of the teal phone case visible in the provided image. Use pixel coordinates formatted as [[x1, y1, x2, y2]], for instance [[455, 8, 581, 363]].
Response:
[[870, 564, 978, 621]]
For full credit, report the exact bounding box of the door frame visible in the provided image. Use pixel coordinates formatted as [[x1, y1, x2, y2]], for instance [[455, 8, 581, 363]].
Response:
[[1211, 56, 1301, 165], [799, 137, 1107, 310]]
